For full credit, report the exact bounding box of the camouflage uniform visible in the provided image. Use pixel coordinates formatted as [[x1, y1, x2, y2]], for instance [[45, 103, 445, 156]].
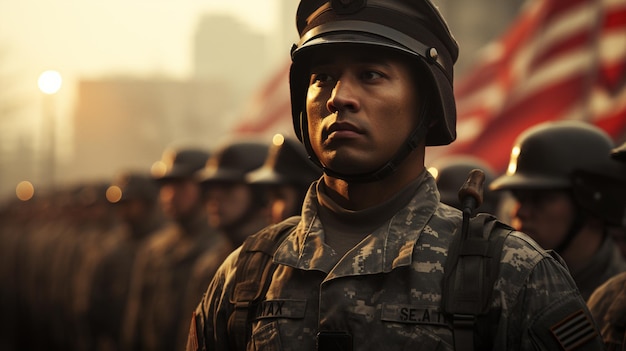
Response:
[[188, 174, 603, 350]]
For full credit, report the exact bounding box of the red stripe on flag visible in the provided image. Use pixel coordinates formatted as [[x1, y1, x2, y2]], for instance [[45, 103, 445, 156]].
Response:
[[530, 31, 592, 69], [460, 75, 587, 171], [604, 6, 626, 30]]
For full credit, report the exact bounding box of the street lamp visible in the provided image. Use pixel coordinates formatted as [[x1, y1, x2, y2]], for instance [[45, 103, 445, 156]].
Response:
[[38, 70, 62, 189]]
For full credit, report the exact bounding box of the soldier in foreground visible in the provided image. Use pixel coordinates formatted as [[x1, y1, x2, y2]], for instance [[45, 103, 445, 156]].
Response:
[[186, 0, 604, 350]]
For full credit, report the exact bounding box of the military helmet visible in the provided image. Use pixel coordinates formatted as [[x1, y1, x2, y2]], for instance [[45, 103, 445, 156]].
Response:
[[573, 139, 626, 227], [197, 141, 269, 184], [490, 121, 615, 191], [151, 148, 210, 182], [72, 181, 110, 207], [490, 120, 625, 225], [246, 135, 321, 186], [428, 155, 500, 214], [612, 141, 626, 162], [107, 172, 159, 204], [290, 0, 459, 147], [571, 164, 626, 227]]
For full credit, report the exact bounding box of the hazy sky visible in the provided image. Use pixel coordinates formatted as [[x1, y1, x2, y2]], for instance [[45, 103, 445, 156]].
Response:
[[0, 0, 278, 80], [0, 0, 281, 162]]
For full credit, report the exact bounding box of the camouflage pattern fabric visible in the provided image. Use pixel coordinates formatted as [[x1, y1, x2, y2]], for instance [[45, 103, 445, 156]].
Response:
[[188, 173, 604, 351]]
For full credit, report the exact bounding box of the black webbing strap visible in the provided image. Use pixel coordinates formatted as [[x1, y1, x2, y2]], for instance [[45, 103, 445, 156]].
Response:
[[442, 213, 513, 351], [227, 216, 300, 351]]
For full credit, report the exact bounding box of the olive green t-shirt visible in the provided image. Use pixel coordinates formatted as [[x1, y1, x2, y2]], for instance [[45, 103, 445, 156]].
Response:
[[316, 172, 426, 258]]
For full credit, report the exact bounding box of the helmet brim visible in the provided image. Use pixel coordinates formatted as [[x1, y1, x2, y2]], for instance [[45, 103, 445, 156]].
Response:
[[612, 143, 626, 162], [489, 173, 570, 191], [197, 168, 246, 184], [246, 167, 286, 185]]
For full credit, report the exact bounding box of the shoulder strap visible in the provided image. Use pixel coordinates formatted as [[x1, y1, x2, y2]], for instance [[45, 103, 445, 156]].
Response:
[[227, 216, 300, 351], [442, 213, 514, 351]]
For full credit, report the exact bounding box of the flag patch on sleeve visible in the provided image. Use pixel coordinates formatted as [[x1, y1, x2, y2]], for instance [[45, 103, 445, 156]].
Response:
[[550, 309, 598, 350]]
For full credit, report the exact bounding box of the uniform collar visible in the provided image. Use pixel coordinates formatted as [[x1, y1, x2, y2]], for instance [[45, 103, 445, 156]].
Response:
[[274, 172, 440, 277]]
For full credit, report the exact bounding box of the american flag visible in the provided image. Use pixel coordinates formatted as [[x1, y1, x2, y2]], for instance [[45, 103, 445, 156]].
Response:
[[231, 0, 626, 172], [230, 62, 295, 142], [428, 0, 626, 172]]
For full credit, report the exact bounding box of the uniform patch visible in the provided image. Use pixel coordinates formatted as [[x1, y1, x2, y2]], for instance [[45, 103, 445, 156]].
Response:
[[550, 309, 598, 350], [381, 304, 449, 326], [254, 299, 307, 320]]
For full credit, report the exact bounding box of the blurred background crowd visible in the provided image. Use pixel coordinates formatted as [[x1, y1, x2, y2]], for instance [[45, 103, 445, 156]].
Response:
[[0, 135, 321, 351]]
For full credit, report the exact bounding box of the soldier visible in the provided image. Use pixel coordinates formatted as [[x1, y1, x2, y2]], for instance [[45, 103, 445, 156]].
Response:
[[587, 140, 626, 350], [87, 172, 168, 351], [50, 181, 118, 351], [197, 140, 271, 247], [122, 147, 232, 351], [607, 142, 626, 260], [187, 0, 603, 350], [246, 134, 322, 224], [490, 120, 626, 300]]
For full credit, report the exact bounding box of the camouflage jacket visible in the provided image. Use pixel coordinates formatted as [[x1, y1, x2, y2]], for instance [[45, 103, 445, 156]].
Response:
[[188, 174, 604, 351]]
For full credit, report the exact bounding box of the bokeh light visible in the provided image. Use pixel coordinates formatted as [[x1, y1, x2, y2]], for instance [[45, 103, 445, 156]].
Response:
[[272, 133, 285, 146], [38, 70, 63, 94], [106, 185, 123, 203], [15, 181, 35, 201]]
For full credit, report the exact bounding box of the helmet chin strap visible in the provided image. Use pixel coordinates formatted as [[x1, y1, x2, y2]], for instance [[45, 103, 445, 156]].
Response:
[[554, 200, 586, 255], [305, 100, 430, 183]]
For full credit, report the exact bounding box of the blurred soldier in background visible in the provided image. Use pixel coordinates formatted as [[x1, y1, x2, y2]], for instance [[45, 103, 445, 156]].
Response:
[[67, 182, 123, 351], [2, 186, 86, 351], [490, 120, 626, 300], [87, 172, 169, 351], [0, 197, 27, 350], [427, 155, 503, 216], [48, 182, 118, 351], [587, 140, 626, 351], [197, 140, 270, 247], [122, 147, 231, 351], [10, 181, 119, 351], [246, 134, 322, 224], [107, 171, 168, 241], [607, 141, 626, 260]]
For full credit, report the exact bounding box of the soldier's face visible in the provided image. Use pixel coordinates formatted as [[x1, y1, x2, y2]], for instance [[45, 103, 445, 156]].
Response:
[[305, 46, 422, 175], [511, 189, 576, 250], [267, 184, 301, 224], [159, 179, 202, 219], [204, 182, 254, 229]]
